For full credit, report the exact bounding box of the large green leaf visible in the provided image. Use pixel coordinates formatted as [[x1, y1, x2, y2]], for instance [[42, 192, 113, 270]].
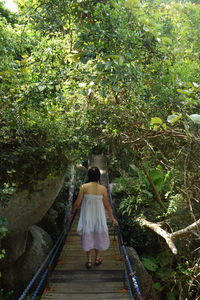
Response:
[[177, 89, 192, 95], [149, 169, 164, 192], [153, 282, 163, 291], [150, 117, 163, 125], [167, 114, 182, 125], [141, 256, 158, 271], [189, 114, 200, 124]]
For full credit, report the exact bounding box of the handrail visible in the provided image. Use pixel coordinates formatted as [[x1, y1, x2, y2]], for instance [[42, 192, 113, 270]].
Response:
[[18, 166, 76, 300], [18, 164, 142, 299], [107, 173, 142, 300], [118, 229, 142, 299], [18, 219, 73, 299]]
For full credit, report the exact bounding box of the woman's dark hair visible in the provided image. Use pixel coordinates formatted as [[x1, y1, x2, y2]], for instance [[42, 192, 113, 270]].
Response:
[[87, 167, 101, 182]]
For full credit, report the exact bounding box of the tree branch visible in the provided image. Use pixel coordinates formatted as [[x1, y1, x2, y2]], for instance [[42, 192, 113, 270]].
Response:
[[171, 218, 200, 239], [137, 217, 200, 255]]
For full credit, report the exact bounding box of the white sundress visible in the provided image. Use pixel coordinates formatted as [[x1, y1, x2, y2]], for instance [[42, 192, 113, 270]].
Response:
[[77, 194, 110, 252]]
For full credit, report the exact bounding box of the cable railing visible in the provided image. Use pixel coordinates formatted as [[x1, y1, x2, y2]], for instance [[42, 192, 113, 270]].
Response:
[[18, 163, 142, 300], [18, 218, 75, 300], [107, 173, 142, 300], [18, 166, 76, 300], [117, 227, 142, 300]]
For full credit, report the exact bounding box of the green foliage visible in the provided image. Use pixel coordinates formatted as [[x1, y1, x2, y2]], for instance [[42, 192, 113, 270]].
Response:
[[0, 0, 200, 297], [0, 289, 13, 300], [141, 251, 200, 299], [112, 165, 166, 249], [0, 217, 8, 239], [114, 163, 170, 217], [0, 0, 17, 23], [149, 169, 165, 192], [189, 114, 200, 124], [141, 255, 159, 272], [0, 184, 16, 208], [0, 217, 8, 275]]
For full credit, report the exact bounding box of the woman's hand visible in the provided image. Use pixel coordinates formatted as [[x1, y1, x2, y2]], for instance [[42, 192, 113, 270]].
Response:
[[111, 217, 119, 226]]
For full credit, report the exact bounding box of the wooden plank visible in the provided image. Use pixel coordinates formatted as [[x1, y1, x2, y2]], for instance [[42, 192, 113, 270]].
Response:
[[45, 281, 125, 293], [42, 156, 130, 299], [55, 264, 123, 271], [42, 293, 130, 300], [50, 270, 125, 282]]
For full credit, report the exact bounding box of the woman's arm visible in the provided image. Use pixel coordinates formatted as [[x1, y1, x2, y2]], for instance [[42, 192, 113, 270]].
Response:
[[102, 187, 118, 225], [71, 185, 84, 214]]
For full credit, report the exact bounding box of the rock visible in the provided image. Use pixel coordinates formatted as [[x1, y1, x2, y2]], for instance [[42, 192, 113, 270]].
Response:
[[1, 225, 53, 296], [0, 231, 28, 269], [48, 208, 58, 220], [126, 247, 156, 300], [0, 173, 65, 269], [55, 202, 66, 210], [19, 225, 53, 278], [0, 167, 78, 298], [0, 173, 65, 237]]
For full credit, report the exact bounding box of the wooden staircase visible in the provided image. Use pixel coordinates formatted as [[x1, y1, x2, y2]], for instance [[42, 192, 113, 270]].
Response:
[[41, 214, 130, 300], [42, 155, 130, 299]]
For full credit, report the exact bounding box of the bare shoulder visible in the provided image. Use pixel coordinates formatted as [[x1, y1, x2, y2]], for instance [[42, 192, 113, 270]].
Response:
[[81, 182, 93, 192], [98, 184, 107, 193], [81, 183, 88, 190]]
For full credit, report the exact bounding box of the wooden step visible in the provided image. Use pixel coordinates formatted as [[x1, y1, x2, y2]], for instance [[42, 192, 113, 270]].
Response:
[[42, 156, 130, 299], [42, 293, 130, 300], [41, 213, 130, 299]]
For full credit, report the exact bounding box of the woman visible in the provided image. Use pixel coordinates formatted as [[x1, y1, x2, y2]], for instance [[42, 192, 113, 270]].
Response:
[[71, 166, 118, 268]]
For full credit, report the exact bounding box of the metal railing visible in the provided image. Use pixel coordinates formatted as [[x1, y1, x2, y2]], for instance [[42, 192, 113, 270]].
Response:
[[18, 164, 142, 300], [18, 217, 74, 300], [18, 166, 76, 300], [107, 174, 142, 300]]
